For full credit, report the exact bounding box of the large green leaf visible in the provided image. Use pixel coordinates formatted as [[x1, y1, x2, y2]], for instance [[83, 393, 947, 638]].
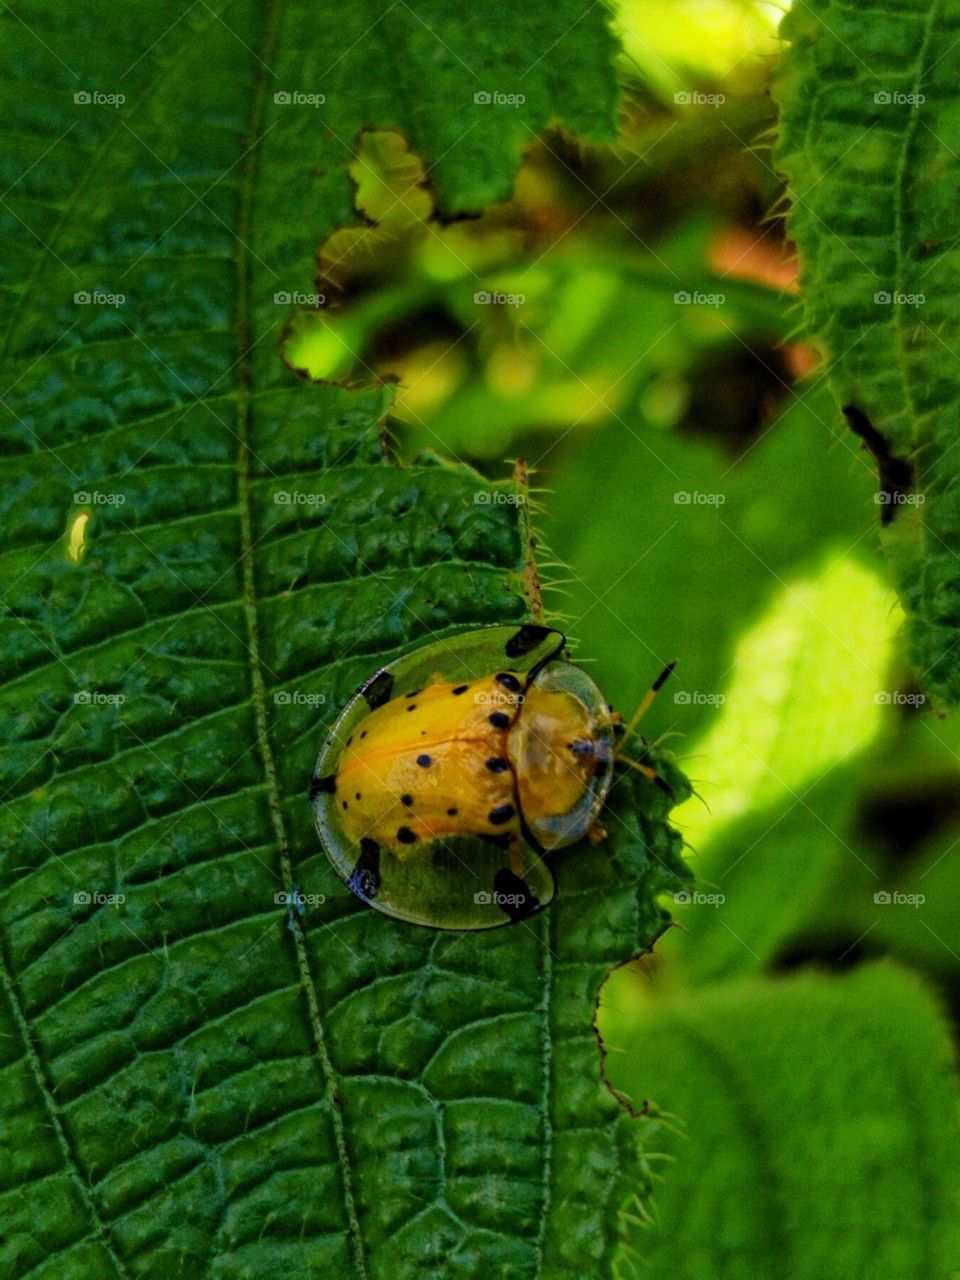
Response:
[[603, 963, 960, 1280], [662, 551, 896, 983], [0, 4, 693, 1278], [773, 0, 960, 705]]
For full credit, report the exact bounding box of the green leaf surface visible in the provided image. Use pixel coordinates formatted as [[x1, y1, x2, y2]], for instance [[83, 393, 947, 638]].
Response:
[[660, 550, 897, 980], [602, 963, 960, 1280], [669, 768, 862, 982], [544, 378, 879, 744], [0, 4, 693, 1278], [772, 0, 960, 704], [833, 713, 960, 980]]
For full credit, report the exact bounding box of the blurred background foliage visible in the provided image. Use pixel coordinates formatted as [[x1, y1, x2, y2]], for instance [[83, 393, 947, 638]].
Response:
[[286, 0, 960, 1271]]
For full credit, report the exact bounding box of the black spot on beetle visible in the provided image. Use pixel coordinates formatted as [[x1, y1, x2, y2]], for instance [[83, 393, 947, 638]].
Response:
[[346, 736, 353, 746], [417, 753, 432, 767], [310, 773, 336, 800], [396, 826, 417, 844], [488, 803, 515, 825], [355, 792, 361, 800], [486, 757, 510, 772], [451, 684, 469, 695], [495, 672, 522, 693], [407, 704, 417, 712], [360, 730, 367, 739], [401, 793, 413, 807], [489, 712, 510, 729], [361, 669, 395, 709], [349, 839, 381, 900], [342, 800, 348, 810], [447, 807, 458, 816], [493, 867, 541, 920], [406, 688, 422, 698], [505, 624, 556, 658]]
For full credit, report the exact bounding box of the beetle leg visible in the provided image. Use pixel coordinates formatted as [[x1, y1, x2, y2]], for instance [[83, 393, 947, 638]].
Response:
[[617, 753, 676, 798], [508, 836, 526, 877]]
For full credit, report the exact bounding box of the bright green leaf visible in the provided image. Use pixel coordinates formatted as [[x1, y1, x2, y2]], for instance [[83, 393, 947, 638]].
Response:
[[773, 0, 960, 704], [613, 0, 779, 101], [654, 552, 896, 979], [603, 963, 960, 1280], [673, 552, 897, 847]]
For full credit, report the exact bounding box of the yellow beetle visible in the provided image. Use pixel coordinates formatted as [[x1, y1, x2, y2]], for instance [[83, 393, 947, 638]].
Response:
[[311, 625, 672, 930]]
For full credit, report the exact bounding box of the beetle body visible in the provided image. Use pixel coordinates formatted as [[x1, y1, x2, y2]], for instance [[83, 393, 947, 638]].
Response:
[[312, 625, 616, 929]]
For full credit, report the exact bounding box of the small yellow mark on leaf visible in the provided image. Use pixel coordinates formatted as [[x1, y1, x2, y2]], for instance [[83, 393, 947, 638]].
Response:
[[348, 130, 432, 226], [67, 510, 90, 563]]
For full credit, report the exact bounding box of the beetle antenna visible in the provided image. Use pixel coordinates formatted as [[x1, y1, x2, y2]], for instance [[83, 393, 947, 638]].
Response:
[[619, 661, 676, 745]]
